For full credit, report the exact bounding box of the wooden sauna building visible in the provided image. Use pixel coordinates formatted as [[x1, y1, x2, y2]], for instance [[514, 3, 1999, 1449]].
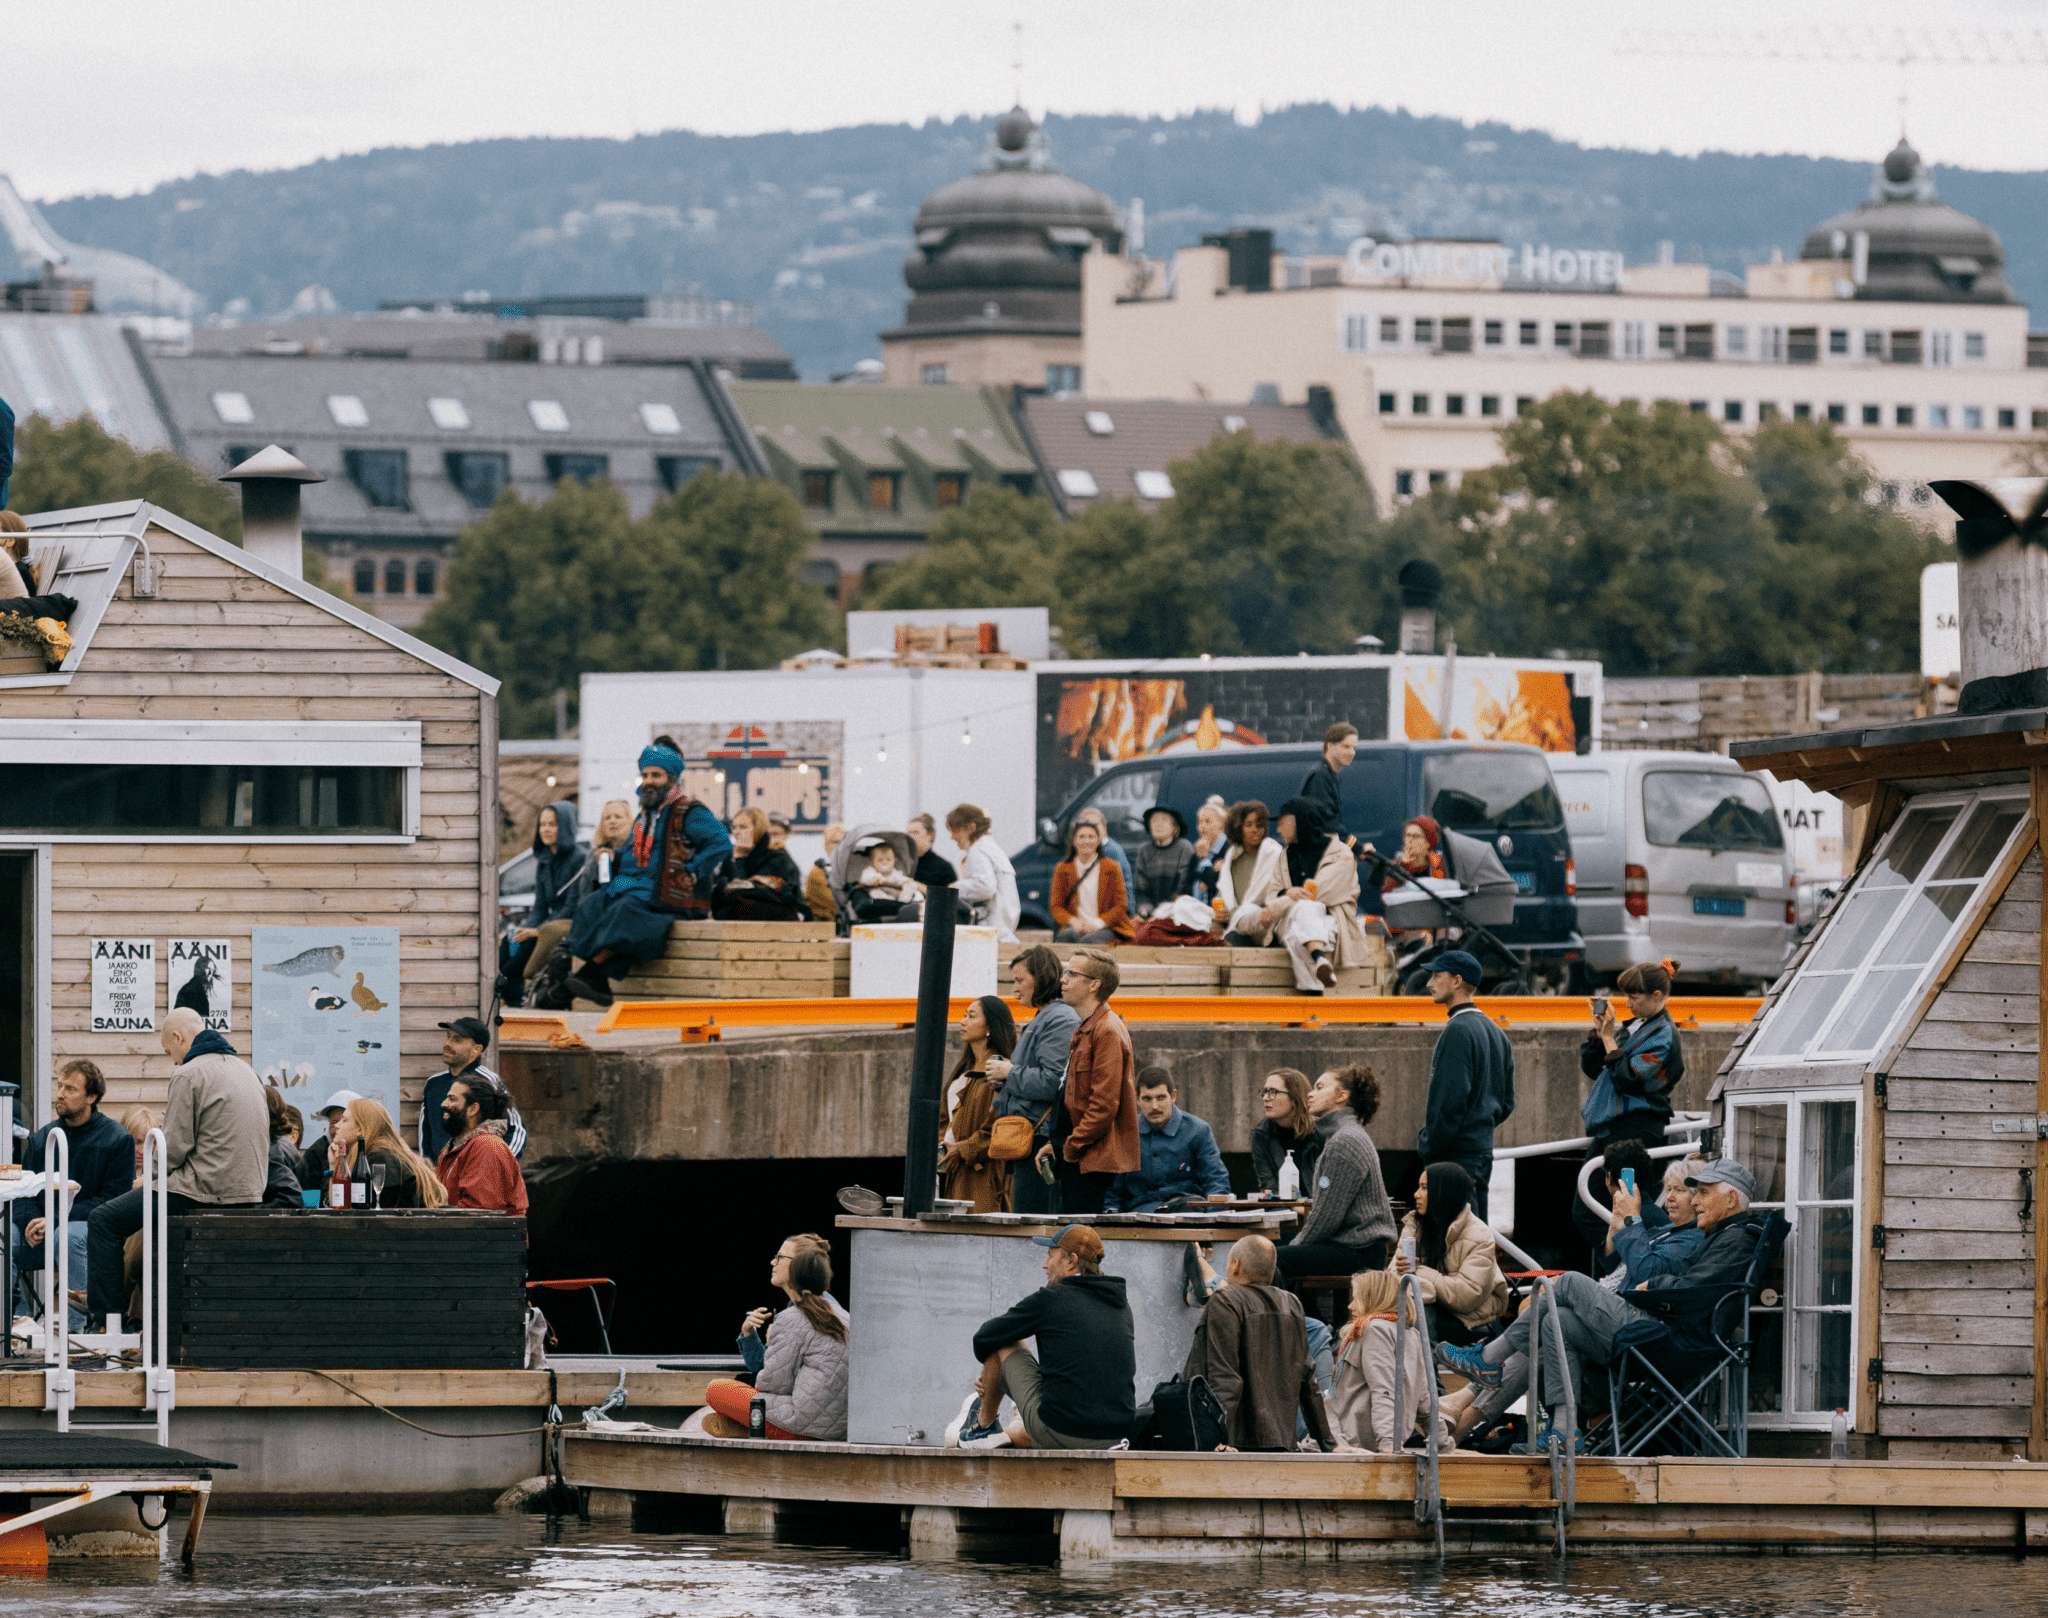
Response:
[[1722, 475, 2048, 1461], [0, 496, 498, 1133]]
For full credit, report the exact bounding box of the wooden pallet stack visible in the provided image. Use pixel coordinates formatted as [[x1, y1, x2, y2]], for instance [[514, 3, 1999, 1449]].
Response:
[[615, 922, 849, 1001]]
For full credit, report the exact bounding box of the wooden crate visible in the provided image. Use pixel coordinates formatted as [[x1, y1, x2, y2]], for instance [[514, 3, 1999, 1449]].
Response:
[[168, 1209, 526, 1369], [616, 919, 848, 1001]]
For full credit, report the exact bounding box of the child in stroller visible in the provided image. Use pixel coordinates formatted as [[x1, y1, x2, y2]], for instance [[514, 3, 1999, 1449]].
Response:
[[850, 838, 921, 923]]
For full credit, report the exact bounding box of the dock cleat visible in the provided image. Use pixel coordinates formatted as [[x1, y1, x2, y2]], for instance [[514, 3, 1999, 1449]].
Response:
[[1435, 1340, 1504, 1390]]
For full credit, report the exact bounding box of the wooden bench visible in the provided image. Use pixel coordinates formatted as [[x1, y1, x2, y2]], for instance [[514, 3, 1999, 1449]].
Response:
[[612, 921, 850, 1001], [997, 939, 1392, 997]]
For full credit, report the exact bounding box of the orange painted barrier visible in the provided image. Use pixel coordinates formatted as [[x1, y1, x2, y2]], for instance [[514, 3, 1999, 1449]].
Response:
[[584, 995, 1762, 1040]]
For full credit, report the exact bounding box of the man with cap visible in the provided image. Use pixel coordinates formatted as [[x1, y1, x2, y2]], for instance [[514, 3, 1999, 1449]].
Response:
[[1416, 950, 1514, 1223], [1437, 1158, 1766, 1446], [948, 1224, 1136, 1452], [418, 1017, 526, 1166], [551, 740, 731, 1008]]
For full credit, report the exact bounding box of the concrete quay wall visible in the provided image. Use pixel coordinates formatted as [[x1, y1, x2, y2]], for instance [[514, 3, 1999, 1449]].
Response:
[[500, 1021, 1737, 1166]]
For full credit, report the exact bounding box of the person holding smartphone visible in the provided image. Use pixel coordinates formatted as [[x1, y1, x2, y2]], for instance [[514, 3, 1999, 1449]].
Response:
[[1575, 961, 1685, 1263]]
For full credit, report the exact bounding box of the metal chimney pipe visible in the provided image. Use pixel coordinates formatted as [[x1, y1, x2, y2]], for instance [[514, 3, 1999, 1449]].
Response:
[[1397, 558, 1444, 654], [220, 445, 325, 579]]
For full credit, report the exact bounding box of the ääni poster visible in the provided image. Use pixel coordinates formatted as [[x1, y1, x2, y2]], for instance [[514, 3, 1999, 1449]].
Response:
[[90, 938, 156, 1034], [250, 927, 401, 1128], [166, 938, 232, 1035]]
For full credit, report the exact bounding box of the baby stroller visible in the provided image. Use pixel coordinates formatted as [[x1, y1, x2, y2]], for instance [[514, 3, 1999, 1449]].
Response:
[[828, 824, 922, 930], [1363, 828, 1538, 996]]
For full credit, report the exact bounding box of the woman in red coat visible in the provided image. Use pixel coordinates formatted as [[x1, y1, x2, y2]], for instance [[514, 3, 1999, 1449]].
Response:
[[1050, 819, 1134, 944]]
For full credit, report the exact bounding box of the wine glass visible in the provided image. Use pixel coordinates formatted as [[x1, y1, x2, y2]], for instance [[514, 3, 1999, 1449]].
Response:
[[370, 1163, 388, 1204]]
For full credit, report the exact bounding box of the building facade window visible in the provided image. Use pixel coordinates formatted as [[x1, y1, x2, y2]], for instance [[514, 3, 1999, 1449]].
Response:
[[1552, 322, 1574, 350], [1828, 329, 1849, 356], [1446, 394, 1466, 417], [1929, 404, 1950, 428], [921, 363, 950, 385], [1515, 396, 1534, 415], [1683, 324, 1714, 360], [1758, 402, 1779, 421], [934, 474, 966, 508], [2037, 410, 2048, 431], [1722, 326, 1745, 357], [1999, 408, 2017, 429], [1579, 322, 1611, 358], [1483, 320, 1503, 347], [326, 394, 369, 428], [1862, 330, 1884, 359], [1342, 314, 1370, 353], [1896, 405, 1915, 426], [1480, 395, 1501, 417], [414, 558, 436, 596], [1441, 317, 1472, 354], [0, 764, 406, 837], [1689, 400, 1708, 415], [1378, 392, 1397, 414], [657, 456, 719, 492], [1381, 316, 1401, 344], [545, 453, 610, 483], [212, 391, 254, 424], [1792, 403, 1812, 420], [1622, 321, 1646, 358], [868, 472, 900, 511], [1518, 321, 1538, 348], [1963, 406, 1983, 429], [1414, 317, 1436, 347], [343, 449, 410, 511], [1411, 393, 1430, 415], [1964, 332, 1986, 360], [428, 397, 471, 430], [1826, 403, 1845, 424], [1788, 328, 1820, 364], [1929, 331, 1953, 366], [1657, 324, 1679, 355], [1723, 401, 1743, 424], [1394, 471, 1414, 497], [1045, 364, 1081, 393], [1427, 471, 1448, 488], [445, 451, 509, 509], [802, 471, 833, 508], [353, 559, 375, 595], [383, 559, 405, 595], [1888, 330, 1922, 365], [1758, 326, 1786, 363], [1861, 404, 1881, 425]]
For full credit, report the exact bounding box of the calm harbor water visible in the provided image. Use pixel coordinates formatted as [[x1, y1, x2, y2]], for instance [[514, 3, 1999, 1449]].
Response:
[[8, 1515, 2042, 1617]]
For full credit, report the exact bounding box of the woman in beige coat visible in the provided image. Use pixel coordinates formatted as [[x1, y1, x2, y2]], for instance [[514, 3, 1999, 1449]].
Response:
[[1391, 1161, 1509, 1348], [1268, 797, 1374, 992], [1327, 1269, 1455, 1454]]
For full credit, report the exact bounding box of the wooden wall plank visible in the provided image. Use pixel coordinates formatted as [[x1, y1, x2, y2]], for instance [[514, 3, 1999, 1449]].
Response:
[[1882, 1313, 2035, 1347], [1882, 1372, 2033, 1406], [1885, 1136, 2034, 1169], [1944, 961, 2042, 996], [1902, 1023, 2039, 1056], [1888, 1049, 2039, 1082], [1881, 1261, 2037, 1291], [1923, 992, 2041, 1023], [1879, 1406, 2030, 1437], [1883, 1197, 2035, 1231], [1883, 1079, 2037, 1113]]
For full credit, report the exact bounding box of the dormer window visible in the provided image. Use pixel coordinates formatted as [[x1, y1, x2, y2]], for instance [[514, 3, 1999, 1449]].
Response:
[[802, 471, 833, 508], [868, 472, 900, 511]]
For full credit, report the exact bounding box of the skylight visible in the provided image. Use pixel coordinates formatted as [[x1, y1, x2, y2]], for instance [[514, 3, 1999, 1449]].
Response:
[[428, 397, 470, 430], [1057, 469, 1100, 498], [326, 395, 369, 427], [639, 402, 683, 435], [528, 400, 570, 432], [1134, 470, 1175, 500], [1084, 411, 1115, 436], [212, 392, 254, 424]]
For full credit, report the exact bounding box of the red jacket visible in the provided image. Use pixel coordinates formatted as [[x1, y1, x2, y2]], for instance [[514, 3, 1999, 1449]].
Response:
[[1051, 857, 1134, 940], [437, 1131, 529, 1217], [1062, 1003, 1140, 1175]]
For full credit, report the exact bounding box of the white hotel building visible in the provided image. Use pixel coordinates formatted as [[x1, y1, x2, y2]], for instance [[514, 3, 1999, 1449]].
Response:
[[1081, 141, 2047, 516]]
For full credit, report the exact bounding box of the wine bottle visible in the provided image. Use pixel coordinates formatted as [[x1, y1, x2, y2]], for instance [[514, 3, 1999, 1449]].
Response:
[[325, 1162, 347, 1210], [351, 1151, 372, 1209]]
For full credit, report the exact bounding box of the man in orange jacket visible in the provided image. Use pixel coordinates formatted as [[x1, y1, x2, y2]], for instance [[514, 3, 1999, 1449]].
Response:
[[1034, 949, 1139, 1215]]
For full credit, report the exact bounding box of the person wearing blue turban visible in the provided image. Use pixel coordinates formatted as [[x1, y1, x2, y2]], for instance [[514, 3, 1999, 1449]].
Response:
[[548, 737, 730, 1007]]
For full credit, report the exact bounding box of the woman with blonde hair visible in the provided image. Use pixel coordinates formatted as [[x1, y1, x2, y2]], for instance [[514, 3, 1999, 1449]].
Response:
[[715, 805, 804, 920], [1327, 1268, 1454, 1454], [332, 1098, 446, 1208]]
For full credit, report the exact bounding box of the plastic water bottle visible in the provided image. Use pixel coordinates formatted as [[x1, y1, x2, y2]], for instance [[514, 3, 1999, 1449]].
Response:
[[1829, 1408, 1848, 1460], [1277, 1153, 1301, 1201], [596, 849, 612, 885]]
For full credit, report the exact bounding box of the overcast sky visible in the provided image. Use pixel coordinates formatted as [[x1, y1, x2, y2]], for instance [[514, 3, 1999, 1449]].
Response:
[[14, 0, 2048, 200]]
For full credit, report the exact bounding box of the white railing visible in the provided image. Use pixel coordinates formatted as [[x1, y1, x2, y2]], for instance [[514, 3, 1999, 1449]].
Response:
[[140, 1128, 173, 1442], [1490, 1112, 1711, 1161]]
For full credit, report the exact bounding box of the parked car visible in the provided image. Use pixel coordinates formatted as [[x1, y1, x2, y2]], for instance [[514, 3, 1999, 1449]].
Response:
[[1549, 750, 1794, 991], [1013, 740, 1583, 988], [497, 849, 537, 931]]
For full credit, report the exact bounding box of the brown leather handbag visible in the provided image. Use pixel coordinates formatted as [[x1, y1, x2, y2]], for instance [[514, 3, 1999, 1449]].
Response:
[[990, 1104, 1054, 1162]]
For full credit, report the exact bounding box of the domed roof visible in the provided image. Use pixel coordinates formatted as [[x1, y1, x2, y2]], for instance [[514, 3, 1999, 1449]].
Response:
[[1800, 139, 2012, 304], [884, 108, 1123, 341]]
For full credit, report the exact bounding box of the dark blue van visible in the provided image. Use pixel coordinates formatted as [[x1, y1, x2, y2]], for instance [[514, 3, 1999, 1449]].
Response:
[[1013, 740, 1582, 986]]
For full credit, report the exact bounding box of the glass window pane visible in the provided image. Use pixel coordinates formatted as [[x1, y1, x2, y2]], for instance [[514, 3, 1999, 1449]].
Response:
[[1794, 1206, 1857, 1308], [1872, 883, 1974, 967], [1867, 807, 1959, 886], [1806, 887, 1904, 972], [1794, 1308, 1853, 1414], [1800, 1102, 1858, 1203], [1932, 800, 2026, 881], [1747, 1310, 1784, 1415], [1814, 966, 1920, 1054], [1076, 769, 1164, 846], [1733, 1104, 1788, 1203], [1752, 976, 1845, 1058], [1642, 770, 1784, 851]]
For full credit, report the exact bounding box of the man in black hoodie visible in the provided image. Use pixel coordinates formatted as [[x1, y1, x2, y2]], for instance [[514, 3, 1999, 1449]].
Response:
[[949, 1225, 1136, 1451]]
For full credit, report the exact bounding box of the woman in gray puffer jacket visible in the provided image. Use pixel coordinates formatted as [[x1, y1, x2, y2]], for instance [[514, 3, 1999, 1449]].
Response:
[[753, 1246, 850, 1440]]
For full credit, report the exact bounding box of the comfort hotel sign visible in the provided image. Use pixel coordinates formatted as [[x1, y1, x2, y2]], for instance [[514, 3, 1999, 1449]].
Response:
[[1345, 237, 1625, 289]]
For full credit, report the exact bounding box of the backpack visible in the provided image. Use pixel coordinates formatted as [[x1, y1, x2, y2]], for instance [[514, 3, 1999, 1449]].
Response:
[[1143, 1373, 1227, 1451]]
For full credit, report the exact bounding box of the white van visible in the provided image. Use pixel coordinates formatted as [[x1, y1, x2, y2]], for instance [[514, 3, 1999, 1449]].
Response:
[[1551, 750, 1794, 990]]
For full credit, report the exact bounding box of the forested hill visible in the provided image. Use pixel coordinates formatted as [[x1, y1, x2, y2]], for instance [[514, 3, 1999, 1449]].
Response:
[[40, 103, 2048, 382]]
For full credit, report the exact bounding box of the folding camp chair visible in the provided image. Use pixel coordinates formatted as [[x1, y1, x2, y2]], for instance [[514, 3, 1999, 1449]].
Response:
[[1596, 1211, 1791, 1458]]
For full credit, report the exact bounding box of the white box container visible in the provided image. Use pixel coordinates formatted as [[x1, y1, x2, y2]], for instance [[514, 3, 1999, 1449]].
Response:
[[849, 923, 998, 999]]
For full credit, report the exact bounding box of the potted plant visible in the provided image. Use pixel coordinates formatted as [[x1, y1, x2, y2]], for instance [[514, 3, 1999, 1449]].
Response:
[[0, 613, 72, 674]]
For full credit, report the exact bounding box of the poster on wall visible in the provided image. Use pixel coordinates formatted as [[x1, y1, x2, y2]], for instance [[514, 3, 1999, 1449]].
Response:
[[250, 927, 402, 1128], [166, 938, 232, 1034], [1035, 667, 1390, 821], [1400, 666, 1577, 753], [89, 939, 157, 1033], [656, 721, 840, 829]]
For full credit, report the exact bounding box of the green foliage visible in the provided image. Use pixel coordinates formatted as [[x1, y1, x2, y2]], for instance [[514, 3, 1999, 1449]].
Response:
[[859, 484, 1062, 612], [7, 413, 242, 543], [417, 472, 838, 738]]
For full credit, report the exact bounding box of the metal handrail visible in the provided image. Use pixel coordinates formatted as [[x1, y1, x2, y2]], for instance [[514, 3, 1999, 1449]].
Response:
[[1493, 1111, 1712, 1161], [141, 1128, 172, 1442], [1574, 1124, 1713, 1220], [1389, 1270, 1444, 1557], [1524, 1274, 1578, 1550], [42, 1127, 73, 1428]]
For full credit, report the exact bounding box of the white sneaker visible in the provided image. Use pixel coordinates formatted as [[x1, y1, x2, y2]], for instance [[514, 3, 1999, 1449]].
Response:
[[942, 1389, 979, 1449]]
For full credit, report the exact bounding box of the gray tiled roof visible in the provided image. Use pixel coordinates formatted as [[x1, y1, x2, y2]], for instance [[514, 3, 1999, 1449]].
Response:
[[0, 314, 173, 451], [148, 352, 749, 540], [1019, 396, 1345, 515]]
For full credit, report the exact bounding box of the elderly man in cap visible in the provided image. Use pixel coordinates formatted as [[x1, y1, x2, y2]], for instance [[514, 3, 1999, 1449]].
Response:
[[550, 739, 731, 1008], [1437, 1159, 1766, 1448], [1416, 949, 1514, 1222], [419, 1017, 525, 1165], [948, 1224, 1136, 1452]]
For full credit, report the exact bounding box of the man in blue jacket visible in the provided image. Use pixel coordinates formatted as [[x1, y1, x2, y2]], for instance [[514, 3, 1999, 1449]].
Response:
[[1417, 950, 1514, 1221], [1104, 1068, 1231, 1212], [558, 741, 730, 1007], [14, 1060, 133, 1330]]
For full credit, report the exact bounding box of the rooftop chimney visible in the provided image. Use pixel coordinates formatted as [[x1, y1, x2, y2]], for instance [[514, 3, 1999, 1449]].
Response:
[[220, 445, 324, 579], [1397, 558, 1444, 654], [1929, 477, 2048, 712]]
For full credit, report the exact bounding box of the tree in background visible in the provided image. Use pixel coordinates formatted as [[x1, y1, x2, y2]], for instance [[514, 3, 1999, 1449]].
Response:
[[858, 483, 1062, 615], [419, 471, 836, 737]]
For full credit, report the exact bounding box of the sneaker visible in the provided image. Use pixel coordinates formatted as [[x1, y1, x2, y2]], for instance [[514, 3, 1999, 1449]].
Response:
[[1510, 1422, 1593, 1457], [561, 973, 614, 1008], [1435, 1340, 1505, 1390], [958, 1415, 1011, 1451], [942, 1390, 979, 1449], [1312, 953, 1336, 989]]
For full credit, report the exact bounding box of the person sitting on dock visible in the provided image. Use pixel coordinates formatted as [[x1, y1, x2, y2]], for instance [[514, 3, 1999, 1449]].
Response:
[[87, 1007, 269, 1330], [1606, 1156, 1705, 1290], [1185, 1234, 1334, 1452], [435, 1074, 529, 1219], [1436, 1160, 1764, 1447], [706, 1239, 850, 1441], [951, 1224, 1136, 1452], [1389, 1161, 1508, 1349], [1592, 1139, 1669, 1278], [1274, 1065, 1397, 1285], [14, 1059, 131, 1331], [1103, 1068, 1230, 1213], [1329, 1268, 1454, 1454], [1036, 951, 1139, 1216], [736, 1233, 842, 1374], [554, 741, 732, 1008]]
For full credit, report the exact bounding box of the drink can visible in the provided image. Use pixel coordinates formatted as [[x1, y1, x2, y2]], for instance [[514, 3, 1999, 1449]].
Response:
[[748, 1397, 767, 1439], [597, 850, 612, 884], [1399, 1233, 1417, 1262]]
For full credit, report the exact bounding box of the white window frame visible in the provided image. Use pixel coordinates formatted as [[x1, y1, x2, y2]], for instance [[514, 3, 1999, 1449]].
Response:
[[1929, 331, 1954, 367], [1340, 312, 1370, 354], [0, 841, 54, 1122], [1621, 320, 1646, 359], [1726, 1087, 1863, 1430], [0, 720, 421, 842], [1741, 785, 2028, 1066]]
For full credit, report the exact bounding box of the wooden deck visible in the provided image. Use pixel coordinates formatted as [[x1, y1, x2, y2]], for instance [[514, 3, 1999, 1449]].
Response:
[[562, 1430, 2048, 1557]]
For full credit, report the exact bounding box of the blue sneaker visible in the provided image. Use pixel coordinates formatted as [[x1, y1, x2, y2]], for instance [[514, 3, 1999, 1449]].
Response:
[[1435, 1339, 1504, 1390], [1511, 1422, 1592, 1456], [958, 1416, 1011, 1451]]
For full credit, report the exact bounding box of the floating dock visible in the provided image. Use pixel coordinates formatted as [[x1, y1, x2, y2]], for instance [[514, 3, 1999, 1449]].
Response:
[[0, 1430, 228, 1565]]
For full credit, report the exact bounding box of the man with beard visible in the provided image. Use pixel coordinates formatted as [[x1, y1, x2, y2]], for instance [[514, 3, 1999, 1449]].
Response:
[[552, 740, 731, 1007], [435, 1074, 528, 1217]]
